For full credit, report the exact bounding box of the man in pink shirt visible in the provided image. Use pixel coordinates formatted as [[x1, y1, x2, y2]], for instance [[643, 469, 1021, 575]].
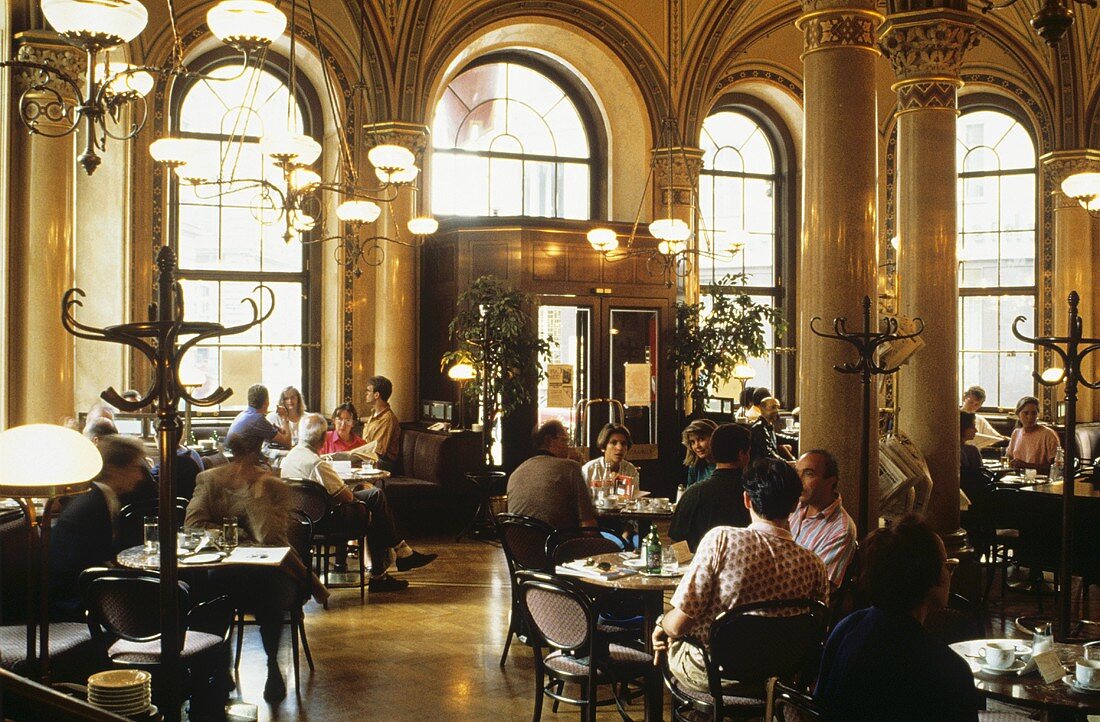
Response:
[[789, 449, 857, 589]]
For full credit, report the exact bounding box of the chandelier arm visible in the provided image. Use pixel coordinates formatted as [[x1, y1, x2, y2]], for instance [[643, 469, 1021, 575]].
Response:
[[100, 96, 149, 141], [1, 60, 86, 104]]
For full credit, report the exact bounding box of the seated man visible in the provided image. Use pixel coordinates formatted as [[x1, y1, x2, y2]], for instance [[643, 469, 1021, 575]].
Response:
[[82, 417, 158, 508], [789, 449, 857, 589], [749, 397, 795, 461], [49, 435, 148, 620], [814, 515, 978, 721], [361, 376, 402, 471], [653, 458, 829, 693], [228, 384, 293, 449], [961, 385, 1008, 449], [507, 420, 596, 530], [281, 413, 435, 592], [669, 423, 752, 552]]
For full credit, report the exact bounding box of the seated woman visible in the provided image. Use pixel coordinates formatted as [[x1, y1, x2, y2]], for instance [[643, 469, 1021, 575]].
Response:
[[681, 418, 717, 486], [581, 423, 639, 486], [185, 431, 328, 703], [960, 411, 983, 473], [266, 386, 306, 448], [320, 402, 366, 455], [1006, 395, 1060, 474]]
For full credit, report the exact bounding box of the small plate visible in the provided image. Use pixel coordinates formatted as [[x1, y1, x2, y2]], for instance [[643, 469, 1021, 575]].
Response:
[[623, 558, 646, 569], [1063, 675, 1100, 693], [180, 552, 225, 565], [978, 659, 1027, 675], [88, 670, 151, 689]]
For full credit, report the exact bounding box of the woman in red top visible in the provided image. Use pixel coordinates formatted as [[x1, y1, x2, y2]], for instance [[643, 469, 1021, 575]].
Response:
[[320, 402, 366, 455]]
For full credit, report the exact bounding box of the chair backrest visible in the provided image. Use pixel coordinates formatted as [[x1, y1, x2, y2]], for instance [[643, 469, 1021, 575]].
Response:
[[80, 567, 189, 646], [118, 497, 190, 549], [707, 598, 829, 691], [496, 513, 554, 573], [765, 677, 826, 721], [324, 500, 370, 538], [285, 480, 329, 525], [546, 529, 623, 565], [516, 570, 593, 655], [287, 509, 313, 567]]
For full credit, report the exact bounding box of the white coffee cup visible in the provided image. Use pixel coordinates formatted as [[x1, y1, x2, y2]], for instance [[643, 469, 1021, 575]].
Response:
[[1076, 659, 1100, 689], [979, 641, 1020, 670]]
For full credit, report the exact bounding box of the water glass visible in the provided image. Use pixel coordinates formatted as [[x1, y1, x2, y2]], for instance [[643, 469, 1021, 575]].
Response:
[[1032, 622, 1054, 655], [222, 517, 239, 551], [143, 516, 159, 554], [661, 545, 679, 574]]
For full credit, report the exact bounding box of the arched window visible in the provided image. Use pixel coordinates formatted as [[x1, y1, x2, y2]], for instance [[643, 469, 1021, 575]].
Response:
[[169, 56, 320, 407], [698, 108, 787, 403], [431, 59, 593, 219], [957, 107, 1037, 409]]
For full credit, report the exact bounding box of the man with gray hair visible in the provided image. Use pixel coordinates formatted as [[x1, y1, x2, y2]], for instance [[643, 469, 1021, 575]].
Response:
[[281, 413, 435, 592]]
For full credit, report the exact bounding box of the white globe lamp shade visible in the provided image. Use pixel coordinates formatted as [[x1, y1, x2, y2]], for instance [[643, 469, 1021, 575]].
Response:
[[1040, 367, 1065, 384], [179, 365, 207, 388], [42, 0, 148, 48], [149, 137, 190, 167], [657, 239, 687, 255], [336, 200, 381, 224], [407, 217, 439, 236], [376, 164, 419, 185], [174, 147, 221, 183], [1062, 172, 1100, 203], [447, 363, 476, 381], [289, 210, 317, 232], [207, 0, 287, 50], [649, 218, 691, 243], [367, 144, 415, 173], [94, 61, 154, 98], [0, 424, 102, 497], [586, 228, 618, 253], [288, 167, 321, 191], [261, 133, 321, 166], [733, 363, 756, 381]]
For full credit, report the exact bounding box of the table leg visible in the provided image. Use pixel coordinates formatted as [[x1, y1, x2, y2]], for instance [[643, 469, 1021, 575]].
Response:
[[643, 589, 665, 722]]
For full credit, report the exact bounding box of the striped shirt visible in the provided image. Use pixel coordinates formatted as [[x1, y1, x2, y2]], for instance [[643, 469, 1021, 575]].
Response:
[[789, 495, 857, 587]]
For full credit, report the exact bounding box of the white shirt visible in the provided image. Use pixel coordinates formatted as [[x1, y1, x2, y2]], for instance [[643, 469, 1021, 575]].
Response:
[[581, 457, 639, 484], [970, 413, 1007, 449]]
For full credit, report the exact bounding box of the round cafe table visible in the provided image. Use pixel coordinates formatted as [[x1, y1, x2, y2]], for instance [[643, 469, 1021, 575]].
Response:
[[950, 638, 1100, 720], [567, 551, 683, 722]]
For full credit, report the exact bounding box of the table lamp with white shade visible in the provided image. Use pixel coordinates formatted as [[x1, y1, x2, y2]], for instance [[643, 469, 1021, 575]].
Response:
[[732, 362, 756, 419], [447, 362, 477, 430], [178, 364, 207, 446], [0, 424, 101, 679]]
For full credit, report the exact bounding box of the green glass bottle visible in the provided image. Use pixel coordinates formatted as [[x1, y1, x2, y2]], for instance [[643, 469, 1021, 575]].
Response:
[[643, 527, 662, 575]]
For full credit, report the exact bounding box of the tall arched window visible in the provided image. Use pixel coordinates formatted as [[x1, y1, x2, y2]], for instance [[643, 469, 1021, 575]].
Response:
[[169, 56, 320, 407], [957, 107, 1037, 409], [431, 59, 593, 219], [698, 108, 787, 402]]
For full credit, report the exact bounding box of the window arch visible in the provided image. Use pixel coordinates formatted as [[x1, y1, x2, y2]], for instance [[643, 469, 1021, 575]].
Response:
[[697, 105, 791, 404], [430, 57, 596, 219], [168, 53, 321, 408], [956, 105, 1038, 409]]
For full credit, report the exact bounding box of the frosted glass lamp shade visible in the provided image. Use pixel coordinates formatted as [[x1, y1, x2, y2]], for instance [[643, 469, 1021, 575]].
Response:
[[447, 363, 476, 381], [376, 164, 419, 185], [1062, 172, 1100, 203], [42, 0, 148, 48], [649, 218, 691, 243], [733, 363, 756, 381], [288, 167, 321, 191], [94, 61, 154, 98], [149, 137, 190, 167], [336, 200, 382, 224], [657, 239, 687, 255], [586, 228, 618, 252], [207, 0, 286, 50], [367, 144, 415, 173], [0, 424, 101, 497], [261, 133, 321, 166], [407, 217, 439, 236], [289, 210, 316, 232]]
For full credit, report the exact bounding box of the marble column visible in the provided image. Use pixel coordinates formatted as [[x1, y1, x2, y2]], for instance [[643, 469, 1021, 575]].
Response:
[[6, 31, 81, 426], [796, 1, 883, 533], [1041, 149, 1100, 423], [364, 121, 429, 421], [881, 9, 977, 546]]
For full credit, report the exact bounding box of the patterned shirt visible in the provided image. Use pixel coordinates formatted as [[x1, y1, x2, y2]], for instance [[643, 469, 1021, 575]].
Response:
[[788, 495, 857, 587], [670, 522, 829, 662]]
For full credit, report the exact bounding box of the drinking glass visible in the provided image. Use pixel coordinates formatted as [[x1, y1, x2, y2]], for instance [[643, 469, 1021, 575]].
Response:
[[661, 546, 678, 574], [1032, 622, 1054, 655], [222, 517, 239, 551], [143, 516, 159, 554], [179, 526, 203, 553]]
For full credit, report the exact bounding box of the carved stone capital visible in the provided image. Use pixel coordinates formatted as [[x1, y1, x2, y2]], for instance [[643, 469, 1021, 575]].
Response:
[[363, 121, 430, 162], [653, 146, 704, 188], [1040, 149, 1100, 186], [797, 7, 884, 56], [11, 31, 86, 134], [879, 10, 978, 83], [894, 79, 962, 113]]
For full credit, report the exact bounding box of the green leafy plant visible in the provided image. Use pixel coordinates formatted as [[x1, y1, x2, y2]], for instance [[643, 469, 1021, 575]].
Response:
[[670, 273, 787, 412], [441, 276, 553, 463]]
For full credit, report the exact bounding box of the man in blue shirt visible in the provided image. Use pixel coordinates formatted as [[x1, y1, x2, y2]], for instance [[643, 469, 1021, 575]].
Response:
[[228, 384, 292, 448], [815, 515, 978, 721]]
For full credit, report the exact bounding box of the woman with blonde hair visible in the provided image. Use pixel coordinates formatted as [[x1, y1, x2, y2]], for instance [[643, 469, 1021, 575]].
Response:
[[681, 418, 718, 486], [266, 386, 306, 447]]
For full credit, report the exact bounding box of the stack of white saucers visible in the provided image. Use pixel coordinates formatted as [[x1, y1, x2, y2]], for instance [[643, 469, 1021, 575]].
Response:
[[87, 669, 152, 718]]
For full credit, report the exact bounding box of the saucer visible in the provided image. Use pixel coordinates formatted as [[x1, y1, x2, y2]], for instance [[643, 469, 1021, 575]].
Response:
[[978, 659, 1027, 675], [1063, 674, 1100, 693]]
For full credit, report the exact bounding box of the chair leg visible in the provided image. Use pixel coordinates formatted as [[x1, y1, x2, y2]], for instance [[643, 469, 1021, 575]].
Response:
[[234, 612, 244, 671], [500, 629, 513, 667], [359, 536, 366, 604], [291, 611, 300, 691], [531, 663, 544, 722], [298, 615, 314, 671]]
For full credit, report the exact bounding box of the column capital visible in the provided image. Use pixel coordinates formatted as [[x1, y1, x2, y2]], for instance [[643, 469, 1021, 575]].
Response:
[[797, 1, 884, 57], [1040, 148, 1100, 184], [879, 9, 978, 84], [11, 31, 86, 134], [653, 146, 703, 209], [363, 121, 430, 158]]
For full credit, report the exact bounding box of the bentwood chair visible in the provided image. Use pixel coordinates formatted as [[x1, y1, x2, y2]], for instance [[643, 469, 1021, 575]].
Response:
[[286, 480, 369, 602], [495, 513, 554, 667], [763, 677, 826, 721], [518, 571, 654, 722], [663, 598, 828, 721], [117, 497, 190, 550]]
